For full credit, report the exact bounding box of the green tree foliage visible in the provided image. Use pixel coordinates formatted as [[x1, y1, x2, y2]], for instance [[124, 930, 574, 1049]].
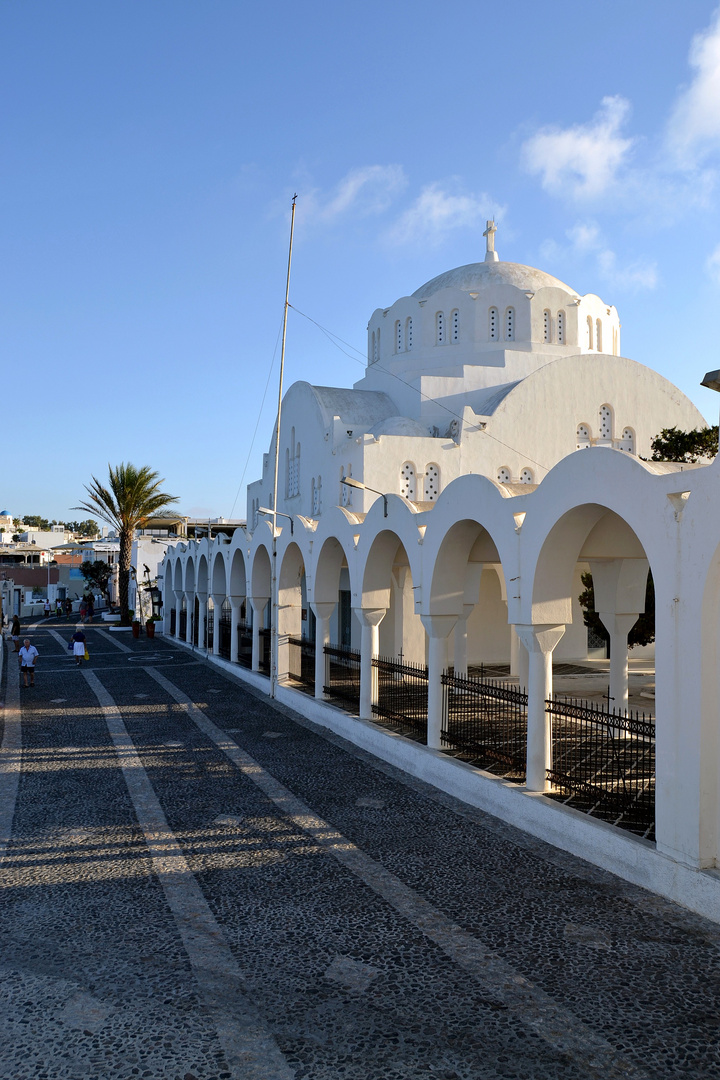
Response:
[[578, 571, 655, 649], [65, 519, 100, 537], [74, 464, 179, 625], [650, 426, 718, 463], [80, 560, 113, 601], [21, 514, 53, 530]]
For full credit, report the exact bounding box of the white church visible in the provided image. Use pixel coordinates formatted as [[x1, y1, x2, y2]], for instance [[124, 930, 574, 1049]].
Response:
[[162, 225, 720, 924]]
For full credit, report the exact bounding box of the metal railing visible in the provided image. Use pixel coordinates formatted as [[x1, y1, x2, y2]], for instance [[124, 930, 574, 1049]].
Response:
[[288, 636, 315, 694], [237, 620, 253, 669], [218, 599, 232, 659], [372, 655, 428, 741], [206, 601, 214, 652], [441, 671, 528, 781], [258, 627, 271, 675], [546, 696, 655, 839], [323, 643, 361, 710]]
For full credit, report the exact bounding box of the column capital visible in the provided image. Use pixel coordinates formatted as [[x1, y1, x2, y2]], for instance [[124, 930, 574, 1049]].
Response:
[[355, 607, 386, 628], [310, 601, 336, 621], [421, 613, 458, 639], [514, 624, 565, 654]]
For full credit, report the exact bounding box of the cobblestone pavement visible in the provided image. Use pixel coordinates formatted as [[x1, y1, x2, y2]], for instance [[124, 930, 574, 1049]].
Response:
[[1, 623, 719, 1079]]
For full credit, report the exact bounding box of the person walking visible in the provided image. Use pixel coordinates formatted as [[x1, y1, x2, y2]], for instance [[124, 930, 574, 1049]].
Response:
[[18, 638, 39, 687], [64, 598, 72, 619], [43, 598, 51, 619], [86, 597, 94, 622], [79, 600, 87, 624], [71, 628, 86, 666], [10, 615, 21, 652]]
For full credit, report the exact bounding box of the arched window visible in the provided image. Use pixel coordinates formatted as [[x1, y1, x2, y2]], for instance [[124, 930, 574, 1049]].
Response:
[[598, 404, 613, 443], [489, 307, 499, 341], [543, 309, 551, 343], [395, 320, 402, 354], [497, 467, 511, 483], [557, 310, 565, 344], [287, 429, 300, 497], [587, 315, 594, 350], [371, 331, 377, 363], [406, 317, 413, 349], [315, 474, 322, 513], [619, 427, 635, 454], [436, 311, 445, 345], [505, 307, 515, 341], [596, 319, 602, 352], [576, 424, 591, 449], [519, 468, 534, 484], [451, 310, 459, 342], [424, 463, 440, 500], [377, 328, 380, 358], [311, 477, 317, 514], [400, 462, 416, 499]]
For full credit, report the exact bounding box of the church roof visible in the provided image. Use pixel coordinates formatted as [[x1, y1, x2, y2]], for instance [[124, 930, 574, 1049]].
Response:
[[412, 260, 575, 299], [309, 385, 398, 427]]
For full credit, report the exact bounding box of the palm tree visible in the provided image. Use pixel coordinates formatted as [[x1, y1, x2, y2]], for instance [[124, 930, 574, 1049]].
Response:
[[74, 463, 179, 625]]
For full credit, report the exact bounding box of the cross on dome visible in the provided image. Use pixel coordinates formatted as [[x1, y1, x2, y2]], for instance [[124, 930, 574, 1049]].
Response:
[[483, 219, 499, 263]]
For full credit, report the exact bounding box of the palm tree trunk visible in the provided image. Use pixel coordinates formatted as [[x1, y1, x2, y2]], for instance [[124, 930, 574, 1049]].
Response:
[[119, 529, 133, 624]]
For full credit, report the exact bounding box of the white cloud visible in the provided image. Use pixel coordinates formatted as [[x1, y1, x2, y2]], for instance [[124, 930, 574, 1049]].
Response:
[[667, 7, 720, 166], [542, 220, 657, 292], [299, 165, 407, 225], [522, 96, 634, 200], [387, 183, 502, 247], [706, 243, 720, 284], [596, 249, 658, 292]]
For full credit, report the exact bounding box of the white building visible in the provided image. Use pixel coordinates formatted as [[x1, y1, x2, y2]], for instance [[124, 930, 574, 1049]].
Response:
[[162, 226, 720, 923]]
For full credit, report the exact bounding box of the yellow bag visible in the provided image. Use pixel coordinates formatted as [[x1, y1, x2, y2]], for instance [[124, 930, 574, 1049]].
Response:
[[84, 648, 89, 661]]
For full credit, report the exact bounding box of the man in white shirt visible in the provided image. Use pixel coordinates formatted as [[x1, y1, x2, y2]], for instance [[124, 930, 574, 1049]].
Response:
[[18, 638, 39, 688]]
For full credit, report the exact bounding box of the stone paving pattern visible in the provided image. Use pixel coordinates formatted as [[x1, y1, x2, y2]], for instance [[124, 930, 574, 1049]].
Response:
[[0, 622, 718, 1078]]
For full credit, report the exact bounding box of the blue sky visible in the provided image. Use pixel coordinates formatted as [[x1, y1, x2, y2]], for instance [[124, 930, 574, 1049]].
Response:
[[3, 0, 720, 521]]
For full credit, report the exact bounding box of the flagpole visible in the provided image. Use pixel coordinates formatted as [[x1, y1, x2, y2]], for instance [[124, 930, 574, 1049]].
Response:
[[270, 194, 297, 698]]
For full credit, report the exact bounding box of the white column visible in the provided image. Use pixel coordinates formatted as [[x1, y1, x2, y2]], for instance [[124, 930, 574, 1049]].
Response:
[[421, 614, 458, 749], [598, 612, 639, 715], [211, 594, 222, 656], [515, 624, 565, 792], [451, 604, 474, 679], [510, 625, 519, 677], [230, 598, 242, 663], [311, 601, 335, 700], [251, 598, 267, 671], [358, 608, 386, 721]]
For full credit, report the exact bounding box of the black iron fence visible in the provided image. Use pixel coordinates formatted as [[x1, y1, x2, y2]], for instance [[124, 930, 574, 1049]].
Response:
[[237, 620, 253, 669], [218, 599, 232, 659], [546, 696, 655, 839], [441, 671, 528, 781], [206, 600, 214, 652], [323, 643, 361, 710], [372, 655, 428, 741], [192, 597, 200, 646], [288, 636, 316, 694], [258, 628, 271, 675]]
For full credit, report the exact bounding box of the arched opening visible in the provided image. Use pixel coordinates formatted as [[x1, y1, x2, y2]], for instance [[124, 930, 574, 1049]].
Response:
[[505, 307, 515, 341], [596, 318, 603, 352], [543, 309, 551, 343], [531, 504, 656, 836], [451, 309, 459, 342], [406, 316, 413, 350], [519, 468, 534, 484], [576, 424, 591, 450], [489, 307, 499, 341], [278, 542, 307, 684], [598, 403, 613, 445], [557, 309, 565, 344], [587, 315, 594, 350], [497, 466, 511, 483], [436, 311, 445, 345]]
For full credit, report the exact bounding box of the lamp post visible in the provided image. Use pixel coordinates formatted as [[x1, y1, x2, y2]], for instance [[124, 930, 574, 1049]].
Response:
[[257, 507, 294, 535], [340, 476, 388, 517]]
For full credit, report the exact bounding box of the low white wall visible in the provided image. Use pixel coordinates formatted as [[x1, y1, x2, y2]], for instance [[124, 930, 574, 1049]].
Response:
[[172, 637, 720, 926]]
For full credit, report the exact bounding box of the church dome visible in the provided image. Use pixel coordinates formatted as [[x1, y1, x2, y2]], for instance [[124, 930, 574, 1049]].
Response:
[[412, 260, 575, 299]]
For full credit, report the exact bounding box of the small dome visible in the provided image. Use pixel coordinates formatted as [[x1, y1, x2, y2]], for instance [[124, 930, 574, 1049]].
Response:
[[369, 415, 430, 437], [412, 261, 575, 299]]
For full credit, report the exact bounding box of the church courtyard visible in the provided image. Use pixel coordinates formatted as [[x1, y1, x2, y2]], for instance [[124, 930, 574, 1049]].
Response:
[[0, 623, 717, 1079]]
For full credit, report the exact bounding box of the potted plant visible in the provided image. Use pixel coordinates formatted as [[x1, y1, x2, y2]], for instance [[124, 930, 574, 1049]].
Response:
[[129, 610, 141, 638], [145, 615, 159, 639]]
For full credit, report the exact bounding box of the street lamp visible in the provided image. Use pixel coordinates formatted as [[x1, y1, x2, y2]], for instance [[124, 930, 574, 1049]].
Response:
[[257, 507, 294, 535], [701, 370, 720, 435], [340, 476, 388, 517]]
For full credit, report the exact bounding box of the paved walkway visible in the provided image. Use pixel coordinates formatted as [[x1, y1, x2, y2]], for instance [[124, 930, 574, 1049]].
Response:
[[0, 624, 717, 1079]]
